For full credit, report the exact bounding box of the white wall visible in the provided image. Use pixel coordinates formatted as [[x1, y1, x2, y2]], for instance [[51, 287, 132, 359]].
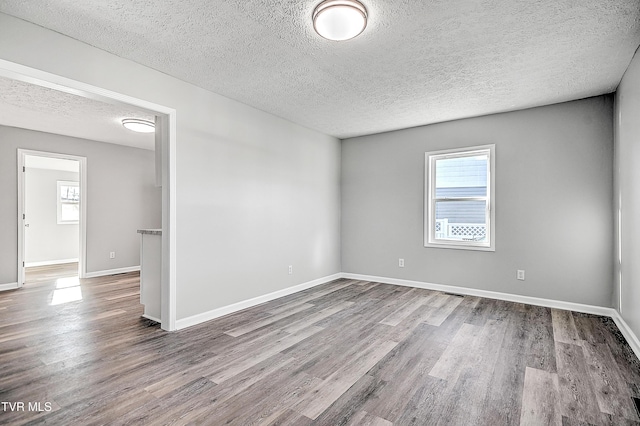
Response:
[[0, 13, 342, 320], [0, 126, 161, 281], [342, 96, 614, 307], [614, 47, 640, 337], [25, 167, 79, 265]]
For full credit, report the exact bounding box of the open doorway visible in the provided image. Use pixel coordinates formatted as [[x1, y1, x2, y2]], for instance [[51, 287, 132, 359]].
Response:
[[1, 59, 177, 331], [18, 151, 86, 290]]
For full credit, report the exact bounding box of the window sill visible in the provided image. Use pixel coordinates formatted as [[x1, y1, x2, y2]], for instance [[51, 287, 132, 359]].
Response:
[[425, 242, 495, 252]]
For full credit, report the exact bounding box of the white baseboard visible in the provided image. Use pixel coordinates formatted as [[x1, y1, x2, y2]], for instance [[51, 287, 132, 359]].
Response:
[[142, 314, 161, 323], [0, 282, 18, 292], [25, 258, 78, 267], [85, 266, 140, 278], [610, 311, 640, 361], [341, 273, 615, 317], [175, 273, 342, 330]]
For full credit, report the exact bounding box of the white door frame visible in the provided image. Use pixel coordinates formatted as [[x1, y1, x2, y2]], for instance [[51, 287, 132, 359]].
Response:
[[0, 59, 177, 331], [18, 150, 87, 284]]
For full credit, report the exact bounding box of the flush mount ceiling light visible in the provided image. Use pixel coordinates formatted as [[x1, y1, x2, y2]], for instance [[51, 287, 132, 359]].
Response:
[[122, 118, 155, 133], [313, 0, 367, 41]]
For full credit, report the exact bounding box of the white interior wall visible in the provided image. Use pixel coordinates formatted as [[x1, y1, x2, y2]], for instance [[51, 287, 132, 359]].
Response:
[[25, 167, 79, 265], [614, 47, 640, 338], [0, 13, 342, 321]]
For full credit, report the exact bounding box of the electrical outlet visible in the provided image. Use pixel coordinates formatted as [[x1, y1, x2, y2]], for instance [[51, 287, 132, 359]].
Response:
[[517, 270, 525, 281], [399, 258, 405, 268], [288, 265, 293, 275], [110, 251, 116, 259]]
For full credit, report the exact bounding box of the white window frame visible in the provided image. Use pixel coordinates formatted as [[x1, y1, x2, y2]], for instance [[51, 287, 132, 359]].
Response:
[[424, 144, 495, 251], [57, 180, 80, 225]]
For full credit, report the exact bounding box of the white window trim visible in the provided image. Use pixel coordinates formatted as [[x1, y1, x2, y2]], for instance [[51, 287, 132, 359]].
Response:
[[57, 180, 80, 225], [424, 144, 496, 251]]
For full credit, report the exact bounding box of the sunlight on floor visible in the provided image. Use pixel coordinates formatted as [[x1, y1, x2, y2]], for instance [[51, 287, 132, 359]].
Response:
[[50, 276, 83, 305]]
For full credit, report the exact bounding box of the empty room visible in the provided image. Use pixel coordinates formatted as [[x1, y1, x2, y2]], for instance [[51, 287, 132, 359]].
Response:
[[1, 1, 640, 425]]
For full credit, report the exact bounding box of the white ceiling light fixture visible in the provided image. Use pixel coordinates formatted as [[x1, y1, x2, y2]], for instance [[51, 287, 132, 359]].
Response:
[[122, 118, 155, 133], [313, 0, 368, 41]]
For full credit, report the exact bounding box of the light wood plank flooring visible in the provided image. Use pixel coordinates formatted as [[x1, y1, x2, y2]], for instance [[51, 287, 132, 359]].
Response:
[[1, 266, 639, 425]]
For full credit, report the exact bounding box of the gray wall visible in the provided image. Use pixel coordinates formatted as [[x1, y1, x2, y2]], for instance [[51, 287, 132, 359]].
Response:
[[615, 47, 640, 336], [0, 13, 342, 319], [342, 96, 614, 307], [0, 126, 161, 282], [25, 168, 79, 264], [176, 114, 341, 318]]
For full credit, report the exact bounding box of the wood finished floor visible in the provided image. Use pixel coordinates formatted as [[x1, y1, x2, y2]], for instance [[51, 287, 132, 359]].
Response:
[[1, 265, 640, 425]]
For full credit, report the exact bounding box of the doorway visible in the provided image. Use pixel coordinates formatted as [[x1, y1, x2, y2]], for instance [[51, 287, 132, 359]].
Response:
[[1, 58, 177, 330], [18, 150, 87, 288]]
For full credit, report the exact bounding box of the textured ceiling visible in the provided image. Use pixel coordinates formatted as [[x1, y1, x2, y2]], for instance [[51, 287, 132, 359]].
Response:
[[0, 77, 155, 150], [0, 1, 639, 139]]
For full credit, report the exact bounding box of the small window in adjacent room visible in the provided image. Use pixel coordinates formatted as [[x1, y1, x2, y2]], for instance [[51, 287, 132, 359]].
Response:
[[425, 144, 495, 251], [57, 180, 80, 224]]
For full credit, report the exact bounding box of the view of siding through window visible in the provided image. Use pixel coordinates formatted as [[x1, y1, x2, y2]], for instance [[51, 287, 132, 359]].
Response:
[[435, 155, 488, 241], [57, 181, 80, 224]]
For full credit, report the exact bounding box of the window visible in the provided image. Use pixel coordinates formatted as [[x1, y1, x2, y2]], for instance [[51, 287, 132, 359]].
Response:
[[57, 180, 80, 224], [425, 145, 495, 251]]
